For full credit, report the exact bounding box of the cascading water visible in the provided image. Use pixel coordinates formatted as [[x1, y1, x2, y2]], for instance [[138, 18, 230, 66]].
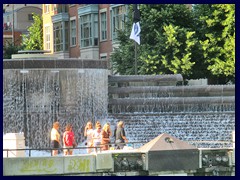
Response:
[[108, 75, 235, 148], [3, 58, 235, 150], [3, 59, 108, 149]]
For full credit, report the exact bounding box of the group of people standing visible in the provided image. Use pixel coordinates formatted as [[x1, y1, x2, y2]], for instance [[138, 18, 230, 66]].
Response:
[[84, 121, 111, 153], [84, 120, 128, 153], [50, 120, 128, 156], [50, 122, 76, 156]]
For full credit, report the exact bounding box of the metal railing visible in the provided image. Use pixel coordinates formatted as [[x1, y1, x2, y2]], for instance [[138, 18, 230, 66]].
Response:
[[3, 141, 145, 157], [4, 140, 232, 157]]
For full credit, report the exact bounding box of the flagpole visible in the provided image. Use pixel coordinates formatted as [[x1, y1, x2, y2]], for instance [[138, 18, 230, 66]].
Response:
[[134, 41, 137, 75], [133, 4, 140, 75]]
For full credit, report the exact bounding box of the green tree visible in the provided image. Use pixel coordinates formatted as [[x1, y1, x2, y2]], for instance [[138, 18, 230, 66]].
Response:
[[111, 4, 235, 84], [196, 4, 235, 84], [160, 25, 196, 76], [3, 43, 21, 59], [111, 30, 136, 74], [21, 13, 43, 50], [111, 4, 197, 78]]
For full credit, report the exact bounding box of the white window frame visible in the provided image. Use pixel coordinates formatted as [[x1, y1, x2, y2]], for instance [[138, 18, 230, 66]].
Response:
[[111, 5, 128, 40], [45, 25, 51, 50], [100, 8, 107, 41], [70, 17, 77, 47], [100, 53, 107, 60], [44, 4, 50, 13], [80, 14, 92, 48]]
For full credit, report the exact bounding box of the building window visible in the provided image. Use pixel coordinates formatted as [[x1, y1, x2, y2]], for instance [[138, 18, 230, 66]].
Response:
[[93, 14, 98, 46], [44, 4, 50, 13], [79, 5, 99, 48], [80, 14, 92, 47], [45, 26, 50, 50], [53, 21, 69, 52], [28, 14, 34, 21], [100, 53, 107, 60], [112, 5, 128, 40], [100, 12, 107, 41], [80, 14, 99, 47], [54, 22, 62, 52], [57, 4, 68, 13], [70, 19, 76, 46], [65, 21, 69, 50]]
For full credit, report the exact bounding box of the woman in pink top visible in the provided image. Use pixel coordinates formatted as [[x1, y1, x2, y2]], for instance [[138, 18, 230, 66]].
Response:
[[63, 124, 75, 155]]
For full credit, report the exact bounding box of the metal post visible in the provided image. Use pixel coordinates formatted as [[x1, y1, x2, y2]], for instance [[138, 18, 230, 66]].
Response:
[[134, 41, 137, 75], [12, 4, 14, 45]]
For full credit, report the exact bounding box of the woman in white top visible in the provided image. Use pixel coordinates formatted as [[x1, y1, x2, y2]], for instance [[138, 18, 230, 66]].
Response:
[[51, 121, 60, 156], [84, 121, 94, 154], [92, 124, 102, 152]]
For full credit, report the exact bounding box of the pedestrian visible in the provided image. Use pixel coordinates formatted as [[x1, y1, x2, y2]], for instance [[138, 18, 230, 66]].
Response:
[[115, 121, 128, 149], [101, 123, 112, 151], [51, 121, 60, 156], [84, 121, 94, 154], [92, 123, 102, 152], [95, 120, 101, 129], [63, 124, 75, 155]]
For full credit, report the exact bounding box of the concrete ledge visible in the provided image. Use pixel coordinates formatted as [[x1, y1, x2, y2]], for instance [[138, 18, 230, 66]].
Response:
[[3, 148, 235, 176], [3, 59, 108, 69], [3, 154, 96, 176], [64, 154, 96, 174], [12, 54, 56, 59], [96, 153, 114, 172], [4, 156, 64, 175], [108, 74, 183, 83]]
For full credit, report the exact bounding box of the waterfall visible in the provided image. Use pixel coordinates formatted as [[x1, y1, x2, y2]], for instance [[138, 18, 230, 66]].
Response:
[[3, 59, 235, 149], [3, 59, 108, 149], [108, 76, 235, 148]]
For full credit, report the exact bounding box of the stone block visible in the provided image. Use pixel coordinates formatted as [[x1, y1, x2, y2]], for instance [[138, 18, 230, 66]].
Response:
[[64, 154, 96, 174], [96, 152, 113, 171]]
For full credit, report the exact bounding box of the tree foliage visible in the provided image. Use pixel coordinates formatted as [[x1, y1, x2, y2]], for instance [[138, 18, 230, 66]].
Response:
[[21, 13, 43, 50], [196, 4, 235, 84], [111, 4, 235, 84], [111, 4, 197, 78], [3, 43, 22, 59]]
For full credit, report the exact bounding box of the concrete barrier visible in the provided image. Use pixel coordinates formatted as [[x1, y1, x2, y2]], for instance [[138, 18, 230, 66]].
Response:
[[3, 154, 96, 176], [3, 148, 235, 176]]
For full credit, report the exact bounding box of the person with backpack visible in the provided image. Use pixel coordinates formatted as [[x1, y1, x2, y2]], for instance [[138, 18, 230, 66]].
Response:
[[63, 124, 75, 155]]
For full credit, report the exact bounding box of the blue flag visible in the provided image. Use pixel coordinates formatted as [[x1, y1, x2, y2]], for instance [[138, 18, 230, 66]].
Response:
[[130, 22, 141, 45]]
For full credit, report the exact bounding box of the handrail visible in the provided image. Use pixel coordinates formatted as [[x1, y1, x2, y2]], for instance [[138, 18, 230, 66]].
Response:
[[4, 140, 232, 157], [3, 141, 146, 157]]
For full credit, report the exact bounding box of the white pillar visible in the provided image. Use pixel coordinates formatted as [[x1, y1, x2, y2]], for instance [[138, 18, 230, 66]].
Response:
[[3, 133, 25, 157]]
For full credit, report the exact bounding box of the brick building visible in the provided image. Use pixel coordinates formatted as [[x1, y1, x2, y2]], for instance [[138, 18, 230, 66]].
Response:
[[42, 4, 129, 66], [3, 4, 42, 47]]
